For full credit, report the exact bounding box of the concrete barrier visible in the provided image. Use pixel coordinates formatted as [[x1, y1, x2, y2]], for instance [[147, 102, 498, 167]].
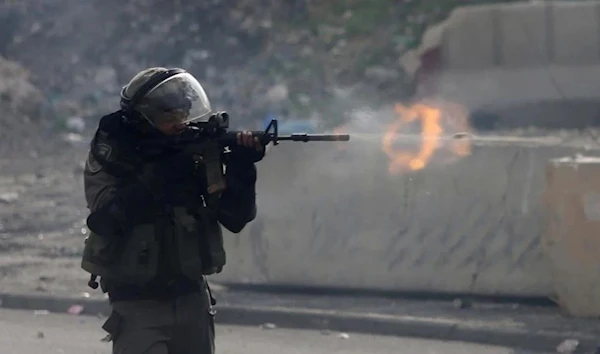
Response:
[[440, 1, 600, 69], [443, 6, 496, 70], [551, 1, 600, 66], [542, 156, 600, 316], [213, 137, 589, 297], [497, 3, 549, 67]]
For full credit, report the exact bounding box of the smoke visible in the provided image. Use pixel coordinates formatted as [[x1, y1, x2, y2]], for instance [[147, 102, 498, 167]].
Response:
[[255, 91, 406, 218]]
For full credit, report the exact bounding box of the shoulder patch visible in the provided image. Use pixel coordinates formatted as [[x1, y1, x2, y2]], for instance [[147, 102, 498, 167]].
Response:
[[95, 143, 113, 162], [85, 153, 102, 173]]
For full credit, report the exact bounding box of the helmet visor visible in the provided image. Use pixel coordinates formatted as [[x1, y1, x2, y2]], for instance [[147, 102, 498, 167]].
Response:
[[137, 72, 212, 127]]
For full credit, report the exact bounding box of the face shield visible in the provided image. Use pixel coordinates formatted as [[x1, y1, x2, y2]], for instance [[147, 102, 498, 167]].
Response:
[[135, 72, 212, 128]]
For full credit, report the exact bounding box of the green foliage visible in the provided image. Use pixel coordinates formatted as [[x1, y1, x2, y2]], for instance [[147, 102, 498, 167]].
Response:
[[307, 0, 396, 37], [341, 0, 395, 37]]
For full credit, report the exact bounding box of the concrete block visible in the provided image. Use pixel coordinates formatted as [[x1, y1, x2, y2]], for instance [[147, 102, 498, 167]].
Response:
[[497, 2, 550, 67], [437, 64, 600, 109], [551, 1, 600, 65], [442, 6, 497, 70], [542, 155, 600, 317]]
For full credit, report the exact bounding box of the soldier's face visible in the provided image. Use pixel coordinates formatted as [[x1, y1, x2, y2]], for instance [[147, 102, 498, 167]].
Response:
[[156, 110, 188, 135], [157, 121, 186, 135]]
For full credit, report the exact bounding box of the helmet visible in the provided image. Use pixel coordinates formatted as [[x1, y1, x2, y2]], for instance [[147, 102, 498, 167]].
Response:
[[120, 67, 212, 127]]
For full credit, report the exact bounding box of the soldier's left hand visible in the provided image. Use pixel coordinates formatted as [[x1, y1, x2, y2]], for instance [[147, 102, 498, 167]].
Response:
[[231, 131, 266, 164], [236, 131, 264, 152]]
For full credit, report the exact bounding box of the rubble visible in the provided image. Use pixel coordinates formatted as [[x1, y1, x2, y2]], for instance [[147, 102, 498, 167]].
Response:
[[556, 339, 579, 353], [0, 56, 54, 158]]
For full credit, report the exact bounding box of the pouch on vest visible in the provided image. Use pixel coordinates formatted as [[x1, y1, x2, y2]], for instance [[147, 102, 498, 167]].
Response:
[[81, 231, 122, 278], [112, 224, 160, 285], [199, 205, 226, 275], [172, 206, 226, 278], [172, 206, 204, 280], [81, 224, 160, 286]]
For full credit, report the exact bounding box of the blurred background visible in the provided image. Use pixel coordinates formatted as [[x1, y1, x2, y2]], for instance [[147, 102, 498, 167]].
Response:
[[1, 0, 600, 311]]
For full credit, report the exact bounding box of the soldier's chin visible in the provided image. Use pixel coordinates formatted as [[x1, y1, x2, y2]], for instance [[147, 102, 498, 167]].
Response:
[[158, 125, 185, 136]]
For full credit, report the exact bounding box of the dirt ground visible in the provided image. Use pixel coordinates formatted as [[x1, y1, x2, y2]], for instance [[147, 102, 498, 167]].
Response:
[[0, 140, 101, 300]]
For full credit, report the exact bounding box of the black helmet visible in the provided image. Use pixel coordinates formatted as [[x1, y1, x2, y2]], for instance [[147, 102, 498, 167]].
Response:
[[120, 67, 212, 127]]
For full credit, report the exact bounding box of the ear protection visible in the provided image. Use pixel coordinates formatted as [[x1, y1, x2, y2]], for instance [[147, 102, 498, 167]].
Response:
[[119, 68, 187, 116]]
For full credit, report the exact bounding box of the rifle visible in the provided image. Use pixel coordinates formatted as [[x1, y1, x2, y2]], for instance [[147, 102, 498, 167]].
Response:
[[140, 111, 349, 157], [139, 110, 349, 152], [138, 111, 350, 192], [178, 111, 350, 146]]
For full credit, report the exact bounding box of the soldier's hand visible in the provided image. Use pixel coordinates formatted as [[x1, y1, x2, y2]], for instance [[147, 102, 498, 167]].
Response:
[[230, 131, 265, 164], [236, 131, 264, 152]]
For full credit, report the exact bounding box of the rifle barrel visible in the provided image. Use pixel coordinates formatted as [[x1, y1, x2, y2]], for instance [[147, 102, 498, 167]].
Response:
[[278, 133, 351, 142]]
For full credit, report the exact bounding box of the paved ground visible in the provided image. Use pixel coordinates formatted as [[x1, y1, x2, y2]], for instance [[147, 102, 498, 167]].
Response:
[[0, 308, 520, 354], [0, 284, 598, 352]]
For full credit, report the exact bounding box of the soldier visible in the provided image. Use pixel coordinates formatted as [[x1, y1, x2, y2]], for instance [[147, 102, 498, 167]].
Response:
[[81, 67, 264, 354]]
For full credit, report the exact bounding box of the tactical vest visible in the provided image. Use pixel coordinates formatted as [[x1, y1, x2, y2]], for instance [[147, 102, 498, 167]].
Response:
[[81, 114, 227, 289], [81, 201, 226, 287]]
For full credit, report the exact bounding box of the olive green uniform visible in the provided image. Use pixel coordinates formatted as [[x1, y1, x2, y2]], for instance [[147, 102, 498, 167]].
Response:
[[82, 110, 260, 354], [102, 292, 215, 354]]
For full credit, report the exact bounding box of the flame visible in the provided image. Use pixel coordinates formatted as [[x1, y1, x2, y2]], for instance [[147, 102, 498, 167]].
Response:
[[381, 99, 472, 175]]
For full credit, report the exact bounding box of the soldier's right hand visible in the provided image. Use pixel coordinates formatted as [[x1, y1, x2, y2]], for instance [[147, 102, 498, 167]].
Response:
[[86, 203, 128, 238]]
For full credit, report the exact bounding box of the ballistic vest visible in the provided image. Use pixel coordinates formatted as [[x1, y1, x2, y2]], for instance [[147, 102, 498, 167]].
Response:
[[81, 113, 226, 289]]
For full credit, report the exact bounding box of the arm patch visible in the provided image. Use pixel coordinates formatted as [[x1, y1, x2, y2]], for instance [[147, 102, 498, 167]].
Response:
[[95, 142, 114, 162], [85, 152, 102, 174], [86, 111, 141, 177]]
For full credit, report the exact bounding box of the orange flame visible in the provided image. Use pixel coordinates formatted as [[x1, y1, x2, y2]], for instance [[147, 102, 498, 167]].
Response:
[[381, 99, 472, 174]]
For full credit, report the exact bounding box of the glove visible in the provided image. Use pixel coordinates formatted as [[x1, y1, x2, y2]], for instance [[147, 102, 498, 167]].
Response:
[[86, 203, 130, 238]]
